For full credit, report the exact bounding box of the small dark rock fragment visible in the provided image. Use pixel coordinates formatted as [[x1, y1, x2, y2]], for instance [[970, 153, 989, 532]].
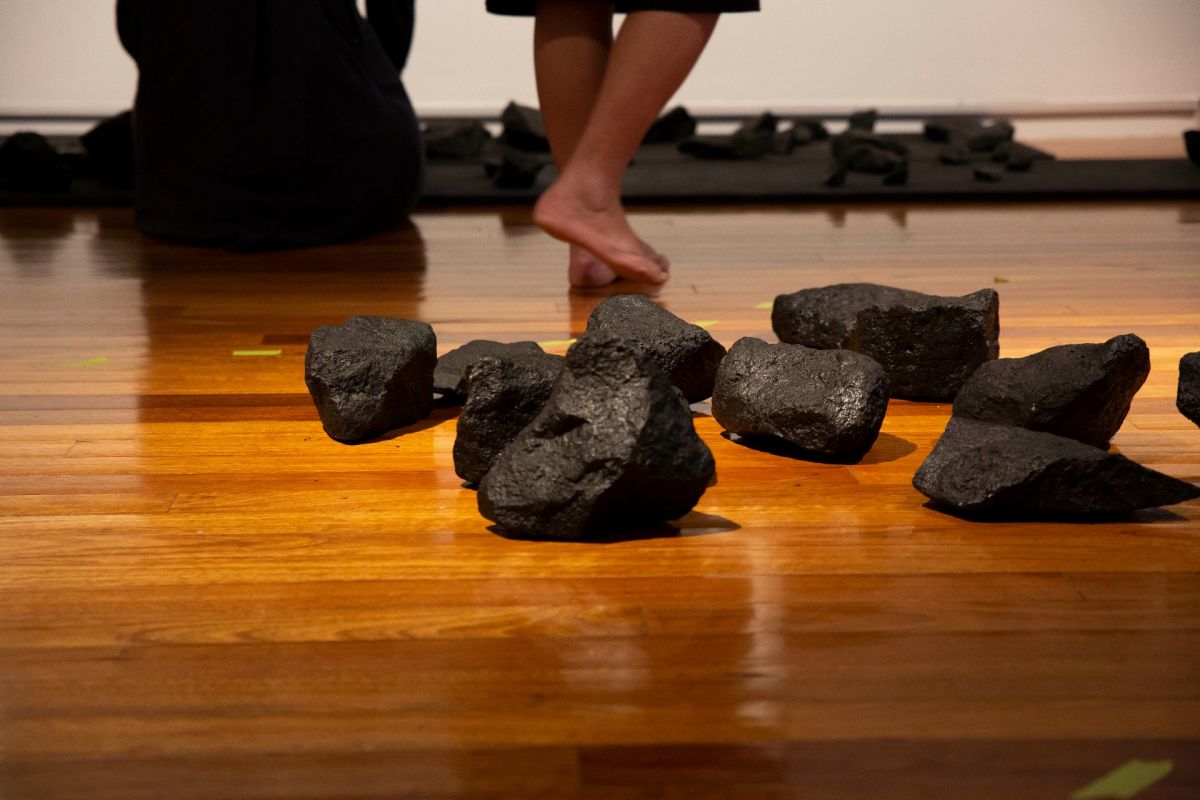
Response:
[[913, 417, 1200, 516], [81, 111, 135, 189], [305, 316, 437, 443], [678, 112, 777, 161], [1178, 352, 1200, 426], [772, 283, 1000, 401], [847, 109, 878, 132], [974, 164, 1005, 182], [434, 339, 545, 403], [1184, 130, 1199, 167], [483, 141, 546, 189], [453, 350, 565, 485], [953, 334, 1150, 447], [587, 294, 727, 402], [990, 141, 1052, 171], [792, 117, 830, 142], [712, 338, 889, 461], [965, 121, 1015, 152], [424, 120, 492, 159], [938, 144, 972, 165], [0, 132, 71, 192], [924, 117, 986, 143], [478, 331, 716, 540], [644, 106, 697, 144], [500, 101, 549, 152]]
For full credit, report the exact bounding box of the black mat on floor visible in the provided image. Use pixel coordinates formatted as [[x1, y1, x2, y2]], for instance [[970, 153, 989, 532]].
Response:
[[3, 132, 1199, 207]]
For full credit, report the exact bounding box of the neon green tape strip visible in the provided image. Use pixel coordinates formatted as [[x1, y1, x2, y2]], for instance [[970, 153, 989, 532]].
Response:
[[232, 349, 282, 357], [66, 357, 108, 367], [994, 276, 1011, 284], [1071, 760, 1174, 800], [692, 320, 719, 329], [754, 301, 773, 310], [538, 339, 577, 348]]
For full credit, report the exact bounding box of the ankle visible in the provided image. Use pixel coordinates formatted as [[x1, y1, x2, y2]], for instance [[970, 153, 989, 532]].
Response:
[[554, 165, 623, 210]]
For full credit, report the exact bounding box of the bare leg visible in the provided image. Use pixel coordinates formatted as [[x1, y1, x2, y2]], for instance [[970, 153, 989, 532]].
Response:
[[534, 9, 718, 285]]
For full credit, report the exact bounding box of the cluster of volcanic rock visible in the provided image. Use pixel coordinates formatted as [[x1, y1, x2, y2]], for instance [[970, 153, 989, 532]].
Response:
[[305, 286, 1199, 539]]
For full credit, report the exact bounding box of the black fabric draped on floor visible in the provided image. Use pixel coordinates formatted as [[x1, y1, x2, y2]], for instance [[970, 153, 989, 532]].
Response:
[[116, 0, 422, 250]]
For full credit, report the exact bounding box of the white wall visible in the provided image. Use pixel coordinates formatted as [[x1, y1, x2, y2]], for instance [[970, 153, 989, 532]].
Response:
[[1, 0, 1197, 119]]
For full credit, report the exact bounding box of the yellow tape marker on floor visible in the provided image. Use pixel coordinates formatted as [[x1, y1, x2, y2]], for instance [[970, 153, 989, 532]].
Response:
[[692, 320, 719, 329], [754, 301, 773, 310], [1071, 760, 1174, 800], [66, 357, 108, 367], [232, 349, 282, 357], [538, 339, 577, 348]]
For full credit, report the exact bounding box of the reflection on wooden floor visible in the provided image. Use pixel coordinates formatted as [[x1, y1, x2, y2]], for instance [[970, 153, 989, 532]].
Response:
[[0, 202, 1198, 798]]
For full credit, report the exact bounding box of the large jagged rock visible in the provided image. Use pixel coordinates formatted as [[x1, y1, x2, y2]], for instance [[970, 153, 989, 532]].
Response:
[[913, 417, 1200, 516], [434, 339, 545, 403], [453, 350, 565, 485], [586, 294, 727, 402], [953, 334, 1149, 447], [1179, 352, 1200, 427], [772, 283, 999, 401], [305, 316, 436, 443], [712, 338, 889, 461], [478, 331, 716, 540]]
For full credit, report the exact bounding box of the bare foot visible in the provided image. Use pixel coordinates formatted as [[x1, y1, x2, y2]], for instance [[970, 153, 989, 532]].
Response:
[[535, 176, 669, 285], [569, 242, 669, 288]]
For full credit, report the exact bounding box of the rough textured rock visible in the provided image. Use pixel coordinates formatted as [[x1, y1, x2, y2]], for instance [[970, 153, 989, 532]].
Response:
[[678, 112, 778, 160], [499, 102, 549, 152], [434, 340, 545, 403], [453, 350, 565, 485], [913, 417, 1200, 516], [953, 334, 1150, 447], [424, 120, 492, 159], [305, 316, 436, 443], [644, 106, 697, 144], [712, 338, 889, 461], [587, 294, 727, 402], [847, 109, 878, 132], [772, 283, 1000, 401], [1178, 351, 1200, 426], [478, 331, 716, 540]]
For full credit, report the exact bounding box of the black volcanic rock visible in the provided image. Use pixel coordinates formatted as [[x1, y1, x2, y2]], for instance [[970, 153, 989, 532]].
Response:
[[482, 141, 546, 189], [913, 417, 1200, 515], [424, 120, 492, 159], [81, 111, 135, 189], [478, 331, 716, 540], [305, 316, 436, 443], [0, 132, 71, 192], [965, 121, 1015, 152], [953, 334, 1150, 447], [847, 109, 878, 132], [434, 340, 545, 403], [644, 106, 697, 144], [1178, 352, 1200, 426], [587, 294, 727, 402], [453, 350, 565, 485], [500, 102, 549, 152], [772, 283, 999, 401], [678, 112, 778, 160], [712, 338, 889, 461]]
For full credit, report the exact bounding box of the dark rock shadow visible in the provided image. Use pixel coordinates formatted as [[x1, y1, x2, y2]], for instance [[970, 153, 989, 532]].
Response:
[[855, 433, 918, 465], [721, 431, 873, 466], [488, 511, 740, 544], [920, 500, 1190, 524], [356, 407, 458, 444]]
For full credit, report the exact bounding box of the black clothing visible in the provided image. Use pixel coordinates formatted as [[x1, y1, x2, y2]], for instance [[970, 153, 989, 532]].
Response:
[[117, 0, 422, 250], [487, 0, 760, 14]]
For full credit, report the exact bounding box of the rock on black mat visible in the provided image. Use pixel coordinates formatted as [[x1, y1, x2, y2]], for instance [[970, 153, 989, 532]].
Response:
[[3, 129, 1200, 207]]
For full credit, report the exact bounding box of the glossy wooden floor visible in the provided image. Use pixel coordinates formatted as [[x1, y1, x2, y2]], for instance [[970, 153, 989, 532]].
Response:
[[1, 198, 1198, 799]]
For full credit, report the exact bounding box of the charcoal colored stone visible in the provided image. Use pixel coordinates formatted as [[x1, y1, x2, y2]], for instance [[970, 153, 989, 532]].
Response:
[[844, 144, 904, 174], [965, 121, 1015, 153], [913, 417, 1200, 516], [792, 117, 830, 141], [478, 331, 716, 540], [924, 117, 986, 143], [771, 129, 798, 156], [434, 339, 545, 402], [991, 141, 1052, 171], [938, 144, 972, 165], [81, 111, 135, 189], [1185, 130, 1199, 167], [586, 294, 727, 402], [712, 337, 889, 461], [1178, 352, 1200, 426], [452, 350, 565, 485], [0, 132, 71, 192], [974, 164, 1004, 182], [644, 106, 697, 144], [832, 130, 908, 162], [772, 283, 1000, 401], [305, 316, 436, 443], [482, 141, 546, 189], [953, 334, 1150, 447], [500, 101, 549, 153], [847, 109, 878, 132], [678, 112, 778, 161], [424, 120, 492, 159]]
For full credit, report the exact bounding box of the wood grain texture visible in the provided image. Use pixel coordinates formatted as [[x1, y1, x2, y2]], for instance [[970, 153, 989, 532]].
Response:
[[1, 200, 1198, 798]]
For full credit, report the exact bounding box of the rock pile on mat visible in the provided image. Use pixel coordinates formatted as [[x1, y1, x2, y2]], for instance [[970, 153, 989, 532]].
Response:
[[644, 106, 697, 145], [482, 141, 546, 189], [953, 334, 1150, 447], [305, 316, 436, 443], [434, 339, 546, 403], [712, 338, 889, 461], [500, 102, 549, 153], [424, 120, 492, 160], [587, 294, 727, 402], [913, 417, 1200, 515], [478, 331, 715, 540], [0, 132, 71, 192], [827, 114, 909, 187], [771, 283, 1000, 401], [453, 350, 565, 485], [926, 117, 1052, 177], [1179, 352, 1200, 426], [678, 112, 779, 161]]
